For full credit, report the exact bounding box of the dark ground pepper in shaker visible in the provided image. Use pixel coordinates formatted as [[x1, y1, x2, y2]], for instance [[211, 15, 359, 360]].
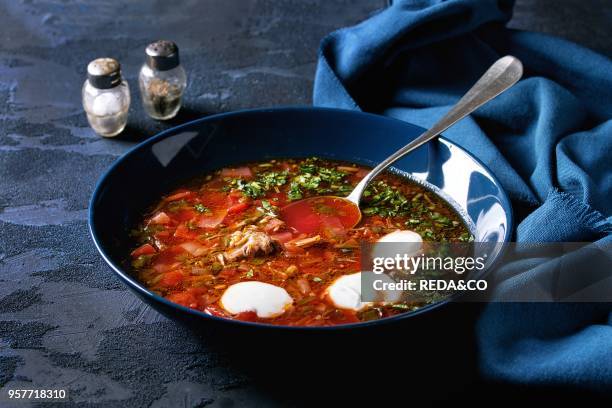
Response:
[[139, 40, 187, 120]]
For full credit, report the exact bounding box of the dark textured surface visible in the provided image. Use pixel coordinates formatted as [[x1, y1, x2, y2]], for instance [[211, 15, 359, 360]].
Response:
[[0, 0, 610, 406]]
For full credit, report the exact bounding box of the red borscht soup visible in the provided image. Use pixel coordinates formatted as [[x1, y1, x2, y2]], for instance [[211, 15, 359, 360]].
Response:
[[129, 157, 471, 326]]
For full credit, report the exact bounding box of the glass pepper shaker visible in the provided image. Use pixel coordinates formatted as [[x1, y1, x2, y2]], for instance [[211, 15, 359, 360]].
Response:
[[82, 58, 130, 137], [139, 40, 187, 120]]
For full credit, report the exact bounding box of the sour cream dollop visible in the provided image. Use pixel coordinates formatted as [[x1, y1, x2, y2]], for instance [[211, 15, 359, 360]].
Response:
[[326, 272, 401, 311], [373, 229, 423, 260], [220, 281, 293, 318], [377, 229, 422, 246]]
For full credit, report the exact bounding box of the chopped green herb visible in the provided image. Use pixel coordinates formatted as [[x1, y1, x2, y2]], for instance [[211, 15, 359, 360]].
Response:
[[286, 158, 350, 200], [294, 173, 321, 190], [299, 161, 318, 174], [194, 203, 209, 213], [228, 170, 289, 198], [259, 171, 288, 188], [287, 181, 303, 201], [361, 181, 410, 217], [260, 200, 277, 216], [458, 232, 474, 242], [236, 179, 264, 198], [317, 166, 346, 183]]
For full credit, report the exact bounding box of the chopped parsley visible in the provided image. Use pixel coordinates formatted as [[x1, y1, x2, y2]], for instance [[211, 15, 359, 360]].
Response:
[[359, 180, 472, 242], [316, 166, 346, 183], [228, 170, 289, 198], [286, 158, 350, 200], [403, 194, 473, 242], [234, 179, 264, 198], [259, 171, 289, 188], [194, 203, 209, 213], [294, 173, 321, 190], [224, 159, 352, 201], [259, 199, 277, 216], [361, 181, 411, 217], [458, 232, 474, 242], [287, 182, 303, 200]]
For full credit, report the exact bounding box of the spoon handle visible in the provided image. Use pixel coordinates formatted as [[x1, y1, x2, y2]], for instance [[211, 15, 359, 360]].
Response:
[[346, 55, 523, 205]]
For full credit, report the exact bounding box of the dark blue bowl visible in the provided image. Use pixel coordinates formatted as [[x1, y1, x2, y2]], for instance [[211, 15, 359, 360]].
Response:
[[89, 107, 512, 331]]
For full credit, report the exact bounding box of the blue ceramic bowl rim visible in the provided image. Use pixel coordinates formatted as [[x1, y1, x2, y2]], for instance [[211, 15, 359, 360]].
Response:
[[88, 106, 514, 331]]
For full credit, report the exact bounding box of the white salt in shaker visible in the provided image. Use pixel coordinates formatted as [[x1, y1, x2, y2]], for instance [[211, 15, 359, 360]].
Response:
[[139, 40, 187, 120], [82, 58, 130, 137]]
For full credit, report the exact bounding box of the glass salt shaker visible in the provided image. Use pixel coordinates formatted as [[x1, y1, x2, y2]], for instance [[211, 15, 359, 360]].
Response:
[[139, 40, 187, 120], [82, 58, 130, 137]]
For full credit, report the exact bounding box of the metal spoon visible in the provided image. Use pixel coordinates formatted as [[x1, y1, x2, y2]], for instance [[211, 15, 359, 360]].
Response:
[[281, 56, 523, 233]]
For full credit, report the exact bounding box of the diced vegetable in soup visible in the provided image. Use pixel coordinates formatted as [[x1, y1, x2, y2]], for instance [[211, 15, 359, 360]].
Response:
[[129, 157, 471, 326]]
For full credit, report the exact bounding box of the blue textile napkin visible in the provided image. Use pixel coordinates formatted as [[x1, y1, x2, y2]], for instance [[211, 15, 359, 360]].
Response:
[[313, 0, 612, 392]]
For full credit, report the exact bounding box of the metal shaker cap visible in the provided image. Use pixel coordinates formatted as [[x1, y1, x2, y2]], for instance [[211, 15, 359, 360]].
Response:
[[87, 58, 122, 89], [145, 40, 180, 71]]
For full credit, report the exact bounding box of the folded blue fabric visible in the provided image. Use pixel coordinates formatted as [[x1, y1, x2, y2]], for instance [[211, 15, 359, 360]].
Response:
[[313, 0, 612, 392]]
